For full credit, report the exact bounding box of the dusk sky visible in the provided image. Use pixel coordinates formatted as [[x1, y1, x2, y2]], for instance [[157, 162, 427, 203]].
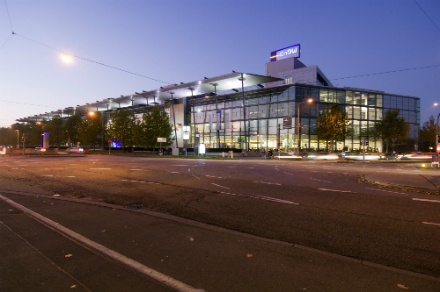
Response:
[[1, 0, 439, 128]]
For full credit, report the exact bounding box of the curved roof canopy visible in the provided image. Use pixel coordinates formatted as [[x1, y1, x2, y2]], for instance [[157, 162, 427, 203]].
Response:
[[17, 72, 281, 122]]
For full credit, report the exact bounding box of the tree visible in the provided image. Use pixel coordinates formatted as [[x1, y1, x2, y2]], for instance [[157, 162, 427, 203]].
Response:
[[0, 127, 17, 146], [142, 106, 172, 149], [315, 104, 352, 151], [64, 114, 83, 146], [420, 116, 436, 149], [47, 116, 65, 147], [372, 108, 409, 153], [108, 109, 135, 149], [79, 113, 102, 150]]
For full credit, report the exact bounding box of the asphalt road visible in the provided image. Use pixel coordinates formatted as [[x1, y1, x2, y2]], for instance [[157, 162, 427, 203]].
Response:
[[0, 155, 439, 291]]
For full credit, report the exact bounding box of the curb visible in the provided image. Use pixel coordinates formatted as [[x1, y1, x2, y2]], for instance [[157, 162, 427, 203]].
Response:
[[1, 189, 440, 283], [359, 175, 440, 196]]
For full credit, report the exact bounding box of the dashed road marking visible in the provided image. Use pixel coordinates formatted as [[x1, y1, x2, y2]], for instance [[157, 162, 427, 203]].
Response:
[[66, 176, 75, 178], [217, 192, 298, 205], [42, 175, 54, 177], [193, 175, 201, 179], [212, 183, 229, 189], [129, 169, 142, 170], [423, 222, 440, 226], [309, 177, 332, 183], [252, 181, 281, 185], [205, 175, 223, 179], [365, 188, 406, 195], [412, 198, 440, 203], [318, 188, 356, 193], [90, 168, 111, 170]]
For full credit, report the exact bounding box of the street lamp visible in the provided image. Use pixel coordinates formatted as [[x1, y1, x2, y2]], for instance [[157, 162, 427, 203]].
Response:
[[89, 111, 104, 151], [296, 98, 313, 154], [435, 113, 440, 165]]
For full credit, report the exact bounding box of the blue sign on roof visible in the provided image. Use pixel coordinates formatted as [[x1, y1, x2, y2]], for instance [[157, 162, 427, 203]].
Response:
[[270, 44, 300, 62]]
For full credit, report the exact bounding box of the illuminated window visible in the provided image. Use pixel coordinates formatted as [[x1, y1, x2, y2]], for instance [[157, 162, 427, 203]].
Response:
[[284, 75, 292, 84]]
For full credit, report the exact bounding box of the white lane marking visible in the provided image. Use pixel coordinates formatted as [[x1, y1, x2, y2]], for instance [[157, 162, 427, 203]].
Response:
[[423, 222, 440, 226], [188, 169, 191, 172], [129, 169, 142, 170], [211, 183, 230, 190], [67, 176, 75, 178], [365, 188, 407, 195], [193, 175, 201, 179], [170, 172, 179, 174], [90, 168, 111, 170], [318, 188, 356, 193], [412, 198, 440, 203], [42, 175, 53, 177], [257, 195, 299, 205], [0, 195, 204, 292], [172, 165, 189, 166]]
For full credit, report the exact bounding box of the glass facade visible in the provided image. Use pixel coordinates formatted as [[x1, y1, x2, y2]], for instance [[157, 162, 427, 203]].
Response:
[[188, 84, 420, 153]]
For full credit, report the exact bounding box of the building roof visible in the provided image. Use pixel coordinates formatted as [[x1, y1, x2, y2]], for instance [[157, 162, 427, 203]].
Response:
[[16, 72, 282, 122]]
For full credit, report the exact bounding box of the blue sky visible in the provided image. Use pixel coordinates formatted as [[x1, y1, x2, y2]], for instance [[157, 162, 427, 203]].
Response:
[[1, 0, 439, 127]]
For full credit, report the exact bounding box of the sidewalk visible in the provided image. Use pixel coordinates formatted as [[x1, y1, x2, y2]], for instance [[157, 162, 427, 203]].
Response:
[[1, 192, 439, 292]]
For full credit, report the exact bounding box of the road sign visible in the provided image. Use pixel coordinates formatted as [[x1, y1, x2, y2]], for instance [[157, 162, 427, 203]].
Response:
[[108, 140, 112, 144], [157, 137, 167, 143], [341, 152, 346, 157]]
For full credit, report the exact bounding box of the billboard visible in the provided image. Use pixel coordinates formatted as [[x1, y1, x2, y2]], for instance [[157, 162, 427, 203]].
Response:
[[270, 44, 300, 62]]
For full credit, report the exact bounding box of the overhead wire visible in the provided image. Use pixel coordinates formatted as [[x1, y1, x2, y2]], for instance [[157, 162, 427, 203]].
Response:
[[13, 33, 171, 85], [0, 99, 58, 109], [330, 64, 440, 81], [1, 0, 170, 85], [413, 0, 440, 34], [3, 0, 13, 32], [0, 33, 12, 50]]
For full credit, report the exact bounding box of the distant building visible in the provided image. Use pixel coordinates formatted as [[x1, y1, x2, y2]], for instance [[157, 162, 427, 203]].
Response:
[[18, 44, 420, 152]]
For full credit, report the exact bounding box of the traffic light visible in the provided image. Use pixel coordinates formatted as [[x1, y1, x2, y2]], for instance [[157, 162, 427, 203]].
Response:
[[365, 141, 369, 146]]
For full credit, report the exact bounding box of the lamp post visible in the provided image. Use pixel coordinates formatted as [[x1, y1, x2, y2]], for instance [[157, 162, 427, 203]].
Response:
[[88, 111, 105, 151], [296, 98, 313, 154], [435, 112, 440, 165], [15, 129, 19, 149]]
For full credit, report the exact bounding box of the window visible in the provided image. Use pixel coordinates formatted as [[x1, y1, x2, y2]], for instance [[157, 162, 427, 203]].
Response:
[[346, 91, 353, 104], [368, 94, 376, 106], [284, 75, 292, 84], [320, 90, 328, 102], [337, 91, 345, 104]]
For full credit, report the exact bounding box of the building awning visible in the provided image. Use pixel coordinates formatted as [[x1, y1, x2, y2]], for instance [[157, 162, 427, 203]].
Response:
[[16, 72, 282, 122]]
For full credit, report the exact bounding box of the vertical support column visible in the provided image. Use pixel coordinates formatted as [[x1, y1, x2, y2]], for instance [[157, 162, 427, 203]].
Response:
[[170, 92, 178, 148], [239, 74, 248, 151]]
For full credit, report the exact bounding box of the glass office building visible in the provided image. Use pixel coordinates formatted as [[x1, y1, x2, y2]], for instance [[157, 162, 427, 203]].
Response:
[[188, 83, 420, 153], [17, 43, 420, 153]]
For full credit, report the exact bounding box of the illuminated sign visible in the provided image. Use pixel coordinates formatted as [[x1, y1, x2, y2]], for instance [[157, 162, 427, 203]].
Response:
[[270, 44, 300, 62], [199, 144, 206, 154]]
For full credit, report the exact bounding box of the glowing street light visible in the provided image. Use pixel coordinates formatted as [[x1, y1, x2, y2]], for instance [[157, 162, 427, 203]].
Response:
[[434, 103, 438, 106], [61, 52, 73, 64]]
